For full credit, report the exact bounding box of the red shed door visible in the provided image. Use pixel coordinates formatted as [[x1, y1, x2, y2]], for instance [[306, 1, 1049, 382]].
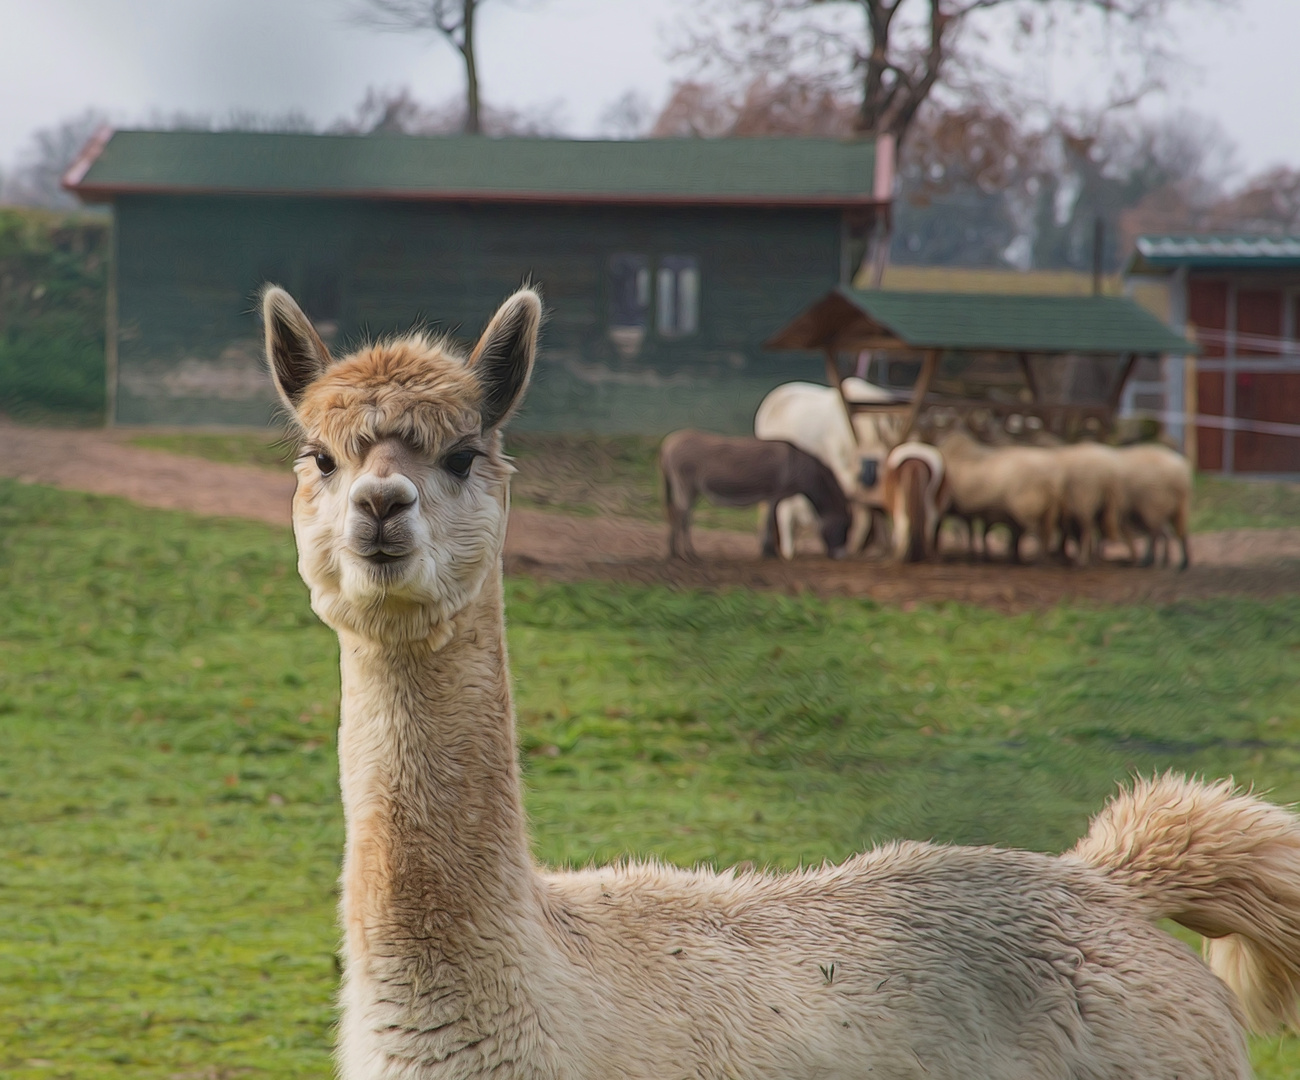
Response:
[[1189, 280, 1227, 471], [1232, 289, 1300, 471]]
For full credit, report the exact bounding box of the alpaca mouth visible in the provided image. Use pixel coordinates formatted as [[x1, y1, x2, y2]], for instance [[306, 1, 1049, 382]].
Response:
[[364, 550, 408, 564], [351, 544, 415, 576]]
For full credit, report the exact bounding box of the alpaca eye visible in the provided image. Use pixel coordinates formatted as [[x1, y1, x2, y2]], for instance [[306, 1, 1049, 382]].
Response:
[[314, 451, 337, 477], [443, 449, 478, 480]]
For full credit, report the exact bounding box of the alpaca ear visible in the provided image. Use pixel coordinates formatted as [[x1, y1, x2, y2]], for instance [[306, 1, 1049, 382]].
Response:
[[262, 286, 332, 410], [469, 288, 541, 430]]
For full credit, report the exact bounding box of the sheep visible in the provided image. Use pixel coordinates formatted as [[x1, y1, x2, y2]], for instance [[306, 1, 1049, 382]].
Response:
[[937, 431, 1064, 563], [1056, 442, 1125, 567], [1114, 443, 1193, 569]]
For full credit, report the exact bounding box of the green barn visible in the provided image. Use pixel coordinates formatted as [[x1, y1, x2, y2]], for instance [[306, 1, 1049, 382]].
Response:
[[65, 130, 886, 432]]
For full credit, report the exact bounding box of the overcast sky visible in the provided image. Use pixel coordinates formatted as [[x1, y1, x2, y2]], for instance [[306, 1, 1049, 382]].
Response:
[[1, 0, 1297, 180]]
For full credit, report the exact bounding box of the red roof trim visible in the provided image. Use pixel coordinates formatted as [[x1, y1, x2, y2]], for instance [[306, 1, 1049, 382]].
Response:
[[68, 178, 886, 210], [61, 125, 115, 192]]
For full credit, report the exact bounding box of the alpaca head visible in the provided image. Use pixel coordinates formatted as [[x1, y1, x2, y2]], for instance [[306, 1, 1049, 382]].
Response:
[[263, 286, 541, 644]]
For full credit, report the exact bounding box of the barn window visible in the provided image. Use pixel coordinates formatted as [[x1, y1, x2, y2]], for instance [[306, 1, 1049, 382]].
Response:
[[608, 254, 650, 328], [656, 255, 700, 338]]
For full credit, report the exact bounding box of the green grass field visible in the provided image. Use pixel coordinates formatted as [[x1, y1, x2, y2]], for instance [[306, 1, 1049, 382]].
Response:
[[3, 479, 1300, 1077]]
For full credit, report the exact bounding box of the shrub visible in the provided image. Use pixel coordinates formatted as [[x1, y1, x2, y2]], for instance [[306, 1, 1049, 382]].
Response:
[[0, 206, 108, 421]]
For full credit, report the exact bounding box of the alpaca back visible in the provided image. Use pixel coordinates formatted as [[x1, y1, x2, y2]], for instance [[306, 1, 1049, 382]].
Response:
[[532, 842, 1249, 1080]]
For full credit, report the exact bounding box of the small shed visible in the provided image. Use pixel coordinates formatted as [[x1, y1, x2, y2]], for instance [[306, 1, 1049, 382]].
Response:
[[766, 287, 1195, 440], [65, 129, 889, 432], [1127, 234, 1300, 474]]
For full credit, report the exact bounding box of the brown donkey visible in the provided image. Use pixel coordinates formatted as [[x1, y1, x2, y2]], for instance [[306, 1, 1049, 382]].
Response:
[[660, 430, 851, 560]]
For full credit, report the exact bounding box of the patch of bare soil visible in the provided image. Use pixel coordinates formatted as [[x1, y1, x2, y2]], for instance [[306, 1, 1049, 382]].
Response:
[[3, 421, 1298, 611], [0, 423, 295, 525]]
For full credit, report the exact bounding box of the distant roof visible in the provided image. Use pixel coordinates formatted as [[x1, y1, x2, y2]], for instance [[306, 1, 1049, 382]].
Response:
[[1128, 234, 1300, 273], [766, 287, 1196, 355], [63, 128, 882, 208]]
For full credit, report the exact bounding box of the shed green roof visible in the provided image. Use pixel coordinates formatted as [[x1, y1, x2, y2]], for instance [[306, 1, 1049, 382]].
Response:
[[65, 129, 881, 207], [1127, 234, 1300, 273], [766, 287, 1196, 355]]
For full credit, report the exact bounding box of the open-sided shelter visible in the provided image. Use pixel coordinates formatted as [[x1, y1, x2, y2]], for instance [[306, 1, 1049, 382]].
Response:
[[766, 286, 1195, 440], [65, 129, 889, 432]]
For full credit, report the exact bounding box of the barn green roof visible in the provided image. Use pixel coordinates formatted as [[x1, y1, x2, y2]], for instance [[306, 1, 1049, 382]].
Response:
[[65, 129, 881, 207], [766, 287, 1196, 355]]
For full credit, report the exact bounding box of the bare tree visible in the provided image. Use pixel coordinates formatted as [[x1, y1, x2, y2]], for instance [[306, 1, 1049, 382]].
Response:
[[1, 110, 111, 210], [651, 76, 856, 137], [1206, 167, 1300, 235], [673, 0, 1228, 152], [597, 90, 657, 140], [330, 86, 565, 137], [352, 1, 498, 135]]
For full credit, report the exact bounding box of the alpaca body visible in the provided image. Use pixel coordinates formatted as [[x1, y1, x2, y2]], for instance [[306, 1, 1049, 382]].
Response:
[[754, 378, 900, 555], [882, 442, 946, 562], [260, 286, 1300, 1080], [334, 599, 1249, 1080], [753, 378, 901, 504], [772, 493, 818, 559]]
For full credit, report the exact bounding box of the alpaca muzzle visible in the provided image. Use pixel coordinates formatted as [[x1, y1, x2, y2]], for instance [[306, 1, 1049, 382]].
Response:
[[348, 473, 419, 561]]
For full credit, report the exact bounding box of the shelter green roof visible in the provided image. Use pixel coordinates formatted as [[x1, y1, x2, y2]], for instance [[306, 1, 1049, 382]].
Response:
[[766, 287, 1196, 355], [65, 129, 881, 208], [1127, 234, 1300, 273]]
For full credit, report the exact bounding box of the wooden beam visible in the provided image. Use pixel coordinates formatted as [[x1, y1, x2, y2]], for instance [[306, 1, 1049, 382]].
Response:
[[1017, 352, 1039, 403], [823, 347, 841, 391], [899, 349, 939, 441], [105, 220, 119, 427], [1108, 352, 1139, 413]]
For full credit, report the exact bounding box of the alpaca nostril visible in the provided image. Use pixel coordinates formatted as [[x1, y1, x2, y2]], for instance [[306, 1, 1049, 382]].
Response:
[[351, 475, 419, 525], [363, 490, 414, 521]]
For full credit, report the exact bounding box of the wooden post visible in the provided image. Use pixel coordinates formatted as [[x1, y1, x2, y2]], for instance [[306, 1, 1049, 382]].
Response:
[[900, 349, 939, 441], [823, 347, 841, 391], [1184, 351, 1198, 469], [1108, 352, 1139, 413], [104, 217, 118, 428], [1017, 352, 1039, 403]]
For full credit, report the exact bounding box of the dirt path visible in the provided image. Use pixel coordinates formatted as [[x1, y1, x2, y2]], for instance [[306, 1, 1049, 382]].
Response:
[[4, 422, 1299, 610]]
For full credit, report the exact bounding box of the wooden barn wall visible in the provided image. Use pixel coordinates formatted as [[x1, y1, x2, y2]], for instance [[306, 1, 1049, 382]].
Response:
[[111, 195, 834, 431], [1186, 272, 1300, 474]]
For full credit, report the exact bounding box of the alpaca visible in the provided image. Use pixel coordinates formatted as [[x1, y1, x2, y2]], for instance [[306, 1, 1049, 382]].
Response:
[[264, 284, 1300, 1080], [881, 442, 946, 562], [753, 378, 898, 556]]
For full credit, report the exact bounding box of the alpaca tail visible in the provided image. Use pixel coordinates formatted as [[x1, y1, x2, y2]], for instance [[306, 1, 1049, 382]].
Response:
[[1071, 773, 1300, 1032]]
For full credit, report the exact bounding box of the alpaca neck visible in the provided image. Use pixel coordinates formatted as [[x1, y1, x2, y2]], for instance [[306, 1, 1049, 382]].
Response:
[[335, 573, 536, 973]]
